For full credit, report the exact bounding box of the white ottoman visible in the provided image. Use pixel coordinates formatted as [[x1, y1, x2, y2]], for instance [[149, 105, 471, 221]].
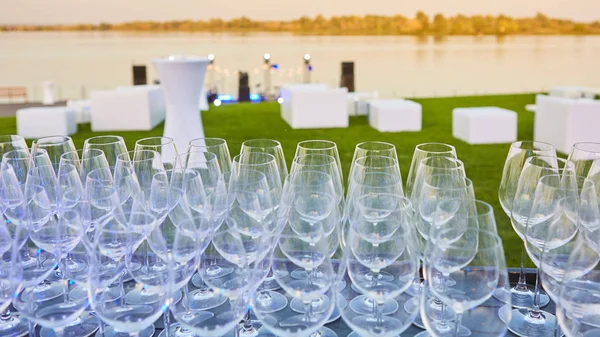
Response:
[[280, 84, 348, 129], [17, 107, 77, 139], [369, 99, 422, 132], [347, 92, 378, 116], [66, 99, 91, 124], [452, 107, 517, 144]]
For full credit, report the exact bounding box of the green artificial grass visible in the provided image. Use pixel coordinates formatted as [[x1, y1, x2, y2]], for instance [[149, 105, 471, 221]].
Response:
[[0, 93, 539, 266]]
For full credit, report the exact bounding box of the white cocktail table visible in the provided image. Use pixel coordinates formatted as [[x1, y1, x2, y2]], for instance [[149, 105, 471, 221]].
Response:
[[153, 56, 210, 154]]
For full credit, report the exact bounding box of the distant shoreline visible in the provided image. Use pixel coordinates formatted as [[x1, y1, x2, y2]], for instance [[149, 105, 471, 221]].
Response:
[[2, 12, 599, 36]]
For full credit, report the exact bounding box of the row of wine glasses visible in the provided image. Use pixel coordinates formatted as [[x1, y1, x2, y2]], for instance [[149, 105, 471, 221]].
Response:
[[498, 140, 600, 337], [0, 134, 516, 337]]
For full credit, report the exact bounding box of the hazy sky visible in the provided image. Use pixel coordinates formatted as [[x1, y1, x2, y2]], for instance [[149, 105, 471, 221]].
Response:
[[1, 0, 598, 25]]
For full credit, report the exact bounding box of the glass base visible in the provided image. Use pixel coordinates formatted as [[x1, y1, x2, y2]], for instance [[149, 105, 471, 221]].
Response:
[[124, 289, 182, 305], [186, 288, 228, 311], [506, 283, 550, 309], [20, 282, 64, 303], [334, 280, 347, 292], [315, 327, 338, 337], [0, 314, 29, 337], [95, 324, 155, 337], [352, 315, 404, 336], [348, 333, 402, 337], [70, 286, 120, 302], [252, 291, 288, 314], [158, 323, 203, 337], [403, 297, 425, 329], [259, 278, 281, 292], [508, 309, 556, 337], [288, 295, 348, 324], [290, 295, 331, 314], [39, 312, 99, 337], [349, 295, 398, 315]]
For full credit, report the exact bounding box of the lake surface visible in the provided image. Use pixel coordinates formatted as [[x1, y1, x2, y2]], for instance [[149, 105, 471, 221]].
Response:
[[1, 32, 599, 100]]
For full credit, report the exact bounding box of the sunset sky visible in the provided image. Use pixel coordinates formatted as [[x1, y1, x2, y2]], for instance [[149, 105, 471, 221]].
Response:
[[0, 0, 597, 24]]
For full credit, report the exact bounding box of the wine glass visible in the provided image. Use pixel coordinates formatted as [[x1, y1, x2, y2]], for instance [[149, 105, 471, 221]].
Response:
[[406, 143, 457, 200], [241, 139, 288, 184], [291, 154, 343, 204], [567, 142, 600, 178], [349, 141, 398, 185], [12, 183, 62, 334], [83, 136, 128, 173], [0, 208, 27, 337], [256, 182, 337, 337], [0, 135, 28, 157], [343, 200, 421, 337], [409, 156, 466, 205], [423, 228, 504, 337], [87, 190, 159, 337], [32, 136, 77, 173], [60, 149, 112, 185], [556, 240, 600, 337], [414, 174, 475, 242], [508, 173, 578, 337], [21, 206, 96, 337], [188, 138, 232, 174], [177, 150, 231, 309], [295, 140, 342, 184], [135, 136, 179, 170], [498, 141, 557, 309]]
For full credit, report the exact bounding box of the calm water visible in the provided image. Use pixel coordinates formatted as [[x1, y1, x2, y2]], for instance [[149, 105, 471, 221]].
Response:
[[1, 32, 599, 100]]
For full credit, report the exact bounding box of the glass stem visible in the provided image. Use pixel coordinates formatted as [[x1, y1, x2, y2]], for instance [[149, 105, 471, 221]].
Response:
[[437, 274, 450, 331], [119, 272, 126, 308], [62, 259, 69, 303], [144, 240, 150, 272], [516, 244, 529, 291], [241, 309, 254, 334], [453, 313, 463, 337], [163, 308, 171, 337], [529, 267, 542, 319], [376, 301, 384, 328]]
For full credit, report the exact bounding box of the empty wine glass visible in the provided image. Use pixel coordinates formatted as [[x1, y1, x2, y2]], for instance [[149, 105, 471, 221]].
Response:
[[135, 136, 179, 170], [188, 138, 232, 174], [344, 201, 421, 337], [0, 209, 27, 337], [509, 174, 577, 337], [88, 192, 159, 337], [409, 157, 466, 205], [349, 141, 398, 186], [567, 142, 600, 178], [347, 156, 404, 201], [20, 207, 95, 337], [257, 188, 337, 337], [295, 140, 342, 184], [60, 149, 112, 186], [406, 143, 457, 200], [498, 141, 557, 310], [423, 228, 504, 337], [0, 135, 28, 157], [241, 139, 288, 183], [83, 136, 128, 173], [556, 240, 600, 337], [32, 136, 77, 173]]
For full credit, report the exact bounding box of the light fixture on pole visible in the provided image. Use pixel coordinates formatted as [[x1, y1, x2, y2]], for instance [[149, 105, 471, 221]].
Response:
[[263, 53, 272, 96], [303, 53, 312, 83]]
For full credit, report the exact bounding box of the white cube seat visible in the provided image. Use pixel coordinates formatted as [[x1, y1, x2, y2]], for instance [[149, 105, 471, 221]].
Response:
[[534, 94, 600, 153], [66, 99, 91, 124], [280, 84, 348, 129], [17, 107, 77, 139], [369, 99, 421, 132], [90, 86, 165, 131], [347, 92, 379, 116], [452, 107, 517, 144]]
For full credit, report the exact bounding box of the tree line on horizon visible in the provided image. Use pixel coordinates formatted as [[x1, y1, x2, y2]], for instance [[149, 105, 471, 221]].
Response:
[[2, 12, 600, 35]]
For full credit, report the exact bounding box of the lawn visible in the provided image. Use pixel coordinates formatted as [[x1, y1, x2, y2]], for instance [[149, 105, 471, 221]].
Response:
[[0, 93, 539, 266]]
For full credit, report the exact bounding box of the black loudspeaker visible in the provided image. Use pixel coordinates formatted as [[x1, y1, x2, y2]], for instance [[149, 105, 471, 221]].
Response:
[[133, 65, 147, 85], [340, 62, 355, 92], [238, 71, 250, 102]]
